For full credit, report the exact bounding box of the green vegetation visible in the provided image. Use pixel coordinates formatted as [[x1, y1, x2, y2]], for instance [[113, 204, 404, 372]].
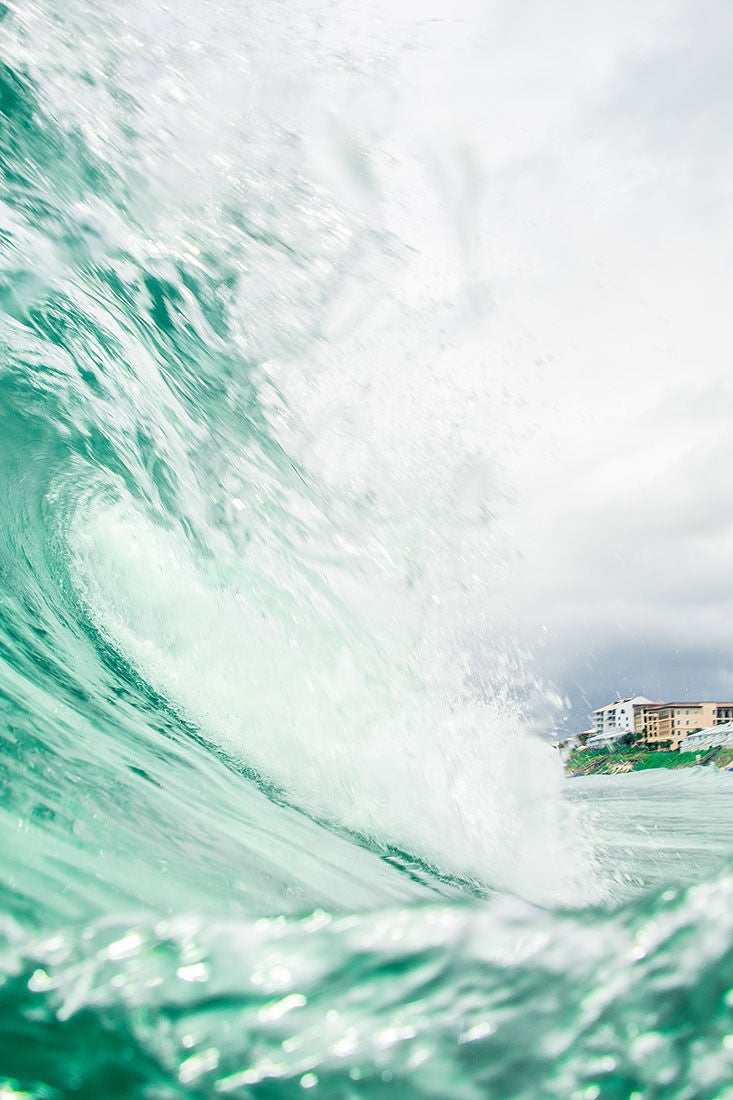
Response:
[[566, 743, 732, 777]]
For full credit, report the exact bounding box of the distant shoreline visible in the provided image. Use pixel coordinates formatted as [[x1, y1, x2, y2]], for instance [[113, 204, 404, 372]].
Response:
[[565, 744, 733, 777]]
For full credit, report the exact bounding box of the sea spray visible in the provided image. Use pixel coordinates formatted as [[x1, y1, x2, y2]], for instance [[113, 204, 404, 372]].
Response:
[[2, 0, 591, 900]]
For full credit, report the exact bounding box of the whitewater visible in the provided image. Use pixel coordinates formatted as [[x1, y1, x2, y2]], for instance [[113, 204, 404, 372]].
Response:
[[1, 1, 733, 1096]]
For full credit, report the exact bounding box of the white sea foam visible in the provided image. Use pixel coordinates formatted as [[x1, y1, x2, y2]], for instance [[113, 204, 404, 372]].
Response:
[[34, 0, 600, 904], [67, 480, 596, 905]]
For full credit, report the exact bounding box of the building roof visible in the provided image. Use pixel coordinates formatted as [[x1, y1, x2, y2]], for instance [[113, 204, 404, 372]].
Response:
[[638, 701, 733, 711], [639, 702, 704, 711], [587, 729, 627, 744], [592, 696, 651, 714]]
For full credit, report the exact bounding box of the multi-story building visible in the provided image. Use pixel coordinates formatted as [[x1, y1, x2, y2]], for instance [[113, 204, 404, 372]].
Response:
[[590, 697, 651, 743], [634, 702, 733, 750]]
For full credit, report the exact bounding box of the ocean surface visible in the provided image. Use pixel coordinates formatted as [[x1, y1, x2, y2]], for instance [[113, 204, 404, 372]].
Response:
[[2, 2, 733, 1096]]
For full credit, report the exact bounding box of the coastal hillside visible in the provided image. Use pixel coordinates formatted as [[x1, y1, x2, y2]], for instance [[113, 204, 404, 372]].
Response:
[[566, 745, 733, 777]]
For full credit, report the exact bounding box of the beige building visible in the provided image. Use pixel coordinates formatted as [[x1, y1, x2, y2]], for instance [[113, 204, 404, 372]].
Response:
[[634, 702, 733, 750]]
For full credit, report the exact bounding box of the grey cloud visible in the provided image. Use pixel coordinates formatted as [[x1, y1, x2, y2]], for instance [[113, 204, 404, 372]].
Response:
[[495, 378, 733, 727]]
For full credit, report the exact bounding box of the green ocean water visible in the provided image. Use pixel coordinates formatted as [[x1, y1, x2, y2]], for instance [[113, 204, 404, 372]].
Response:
[[2, 2, 733, 1096]]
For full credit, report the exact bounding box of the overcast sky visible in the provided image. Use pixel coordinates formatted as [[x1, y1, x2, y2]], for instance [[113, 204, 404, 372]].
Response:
[[300, 0, 733, 732], [451, 0, 733, 730], [254, 0, 733, 733]]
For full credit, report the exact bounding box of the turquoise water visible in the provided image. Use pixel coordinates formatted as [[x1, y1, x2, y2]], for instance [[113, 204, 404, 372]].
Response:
[[2, 2, 733, 1096]]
